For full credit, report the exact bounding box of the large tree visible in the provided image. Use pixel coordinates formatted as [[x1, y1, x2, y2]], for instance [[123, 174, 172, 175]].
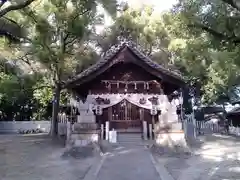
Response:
[[175, 0, 240, 103], [176, 0, 240, 47], [0, 0, 37, 41], [94, 5, 237, 104], [5, 0, 117, 137], [94, 6, 174, 66]]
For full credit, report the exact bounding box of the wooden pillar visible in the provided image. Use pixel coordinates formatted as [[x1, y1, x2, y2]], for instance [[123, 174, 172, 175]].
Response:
[[149, 124, 153, 140], [151, 116, 155, 139], [152, 115, 155, 128], [108, 106, 112, 129], [124, 100, 127, 121], [105, 121, 109, 140], [101, 124, 104, 139], [143, 121, 147, 140], [66, 121, 71, 148], [140, 108, 144, 121]]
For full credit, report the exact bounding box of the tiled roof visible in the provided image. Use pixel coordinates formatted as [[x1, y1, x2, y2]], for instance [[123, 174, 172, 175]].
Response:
[[64, 41, 184, 86], [127, 44, 183, 81], [227, 107, 240, 114]]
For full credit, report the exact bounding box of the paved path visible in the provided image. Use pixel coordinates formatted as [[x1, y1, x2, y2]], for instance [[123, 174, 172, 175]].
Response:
[[95, 145, 161, 180]]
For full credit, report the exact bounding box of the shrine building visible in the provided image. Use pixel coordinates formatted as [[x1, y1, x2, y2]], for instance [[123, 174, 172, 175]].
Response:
[[64, 41, 185, 140]]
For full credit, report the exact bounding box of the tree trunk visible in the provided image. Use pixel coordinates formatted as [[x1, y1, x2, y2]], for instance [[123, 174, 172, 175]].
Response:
[[51, 83, 61, 137]]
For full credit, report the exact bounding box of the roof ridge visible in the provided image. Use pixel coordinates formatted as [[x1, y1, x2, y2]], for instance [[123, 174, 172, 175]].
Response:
[[66, 42, 126, 83], [64, 40, 184, 87], [126, 45, 183, 79]]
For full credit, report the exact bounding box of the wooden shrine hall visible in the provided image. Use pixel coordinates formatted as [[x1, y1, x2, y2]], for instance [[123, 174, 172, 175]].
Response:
[[64, 41, 185, 139]]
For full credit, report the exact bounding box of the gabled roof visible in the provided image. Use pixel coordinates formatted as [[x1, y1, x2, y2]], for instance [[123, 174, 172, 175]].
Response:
[[64, 41, 185, 88], [202, 106, 225, 114], [227, 107, 240, 115]]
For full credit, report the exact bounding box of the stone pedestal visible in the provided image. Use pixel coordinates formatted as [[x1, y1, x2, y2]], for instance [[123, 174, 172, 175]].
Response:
[[155, 122, 186, 147], [143, 121, 147, 140], [154, 122, 190, 154], [151, 98, 191, 155], [155, 132, 187, 148], [66, 123, 99, 147], [72, 133, 99, 147]]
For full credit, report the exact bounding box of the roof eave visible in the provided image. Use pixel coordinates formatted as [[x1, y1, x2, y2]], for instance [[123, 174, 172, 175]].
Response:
[[63, 43, 186, 88]]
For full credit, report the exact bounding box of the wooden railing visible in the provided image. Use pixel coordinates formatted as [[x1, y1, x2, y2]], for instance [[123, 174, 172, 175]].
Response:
[[184, 114, 240, 137], [58, 113, 68, 123]]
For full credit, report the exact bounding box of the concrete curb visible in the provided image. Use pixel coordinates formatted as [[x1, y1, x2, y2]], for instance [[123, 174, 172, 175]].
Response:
[[149, 153, 175, 180]]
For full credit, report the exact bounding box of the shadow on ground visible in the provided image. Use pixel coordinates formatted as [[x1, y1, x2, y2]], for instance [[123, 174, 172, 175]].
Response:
[[0, 134, 99, 180], [151, 134, 240, 180]]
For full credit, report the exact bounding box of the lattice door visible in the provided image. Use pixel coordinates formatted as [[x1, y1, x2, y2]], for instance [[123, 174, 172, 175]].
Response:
[[111, 99, 141, 130]]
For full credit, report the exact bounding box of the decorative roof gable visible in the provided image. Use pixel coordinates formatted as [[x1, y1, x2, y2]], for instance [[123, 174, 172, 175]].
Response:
[[64, 41, 185, 88]]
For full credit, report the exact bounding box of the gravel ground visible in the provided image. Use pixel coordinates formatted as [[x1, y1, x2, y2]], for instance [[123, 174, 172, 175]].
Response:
[[2, 133, 239, 180], [152, 134, 240, 180], [0, 134, 99, 180]]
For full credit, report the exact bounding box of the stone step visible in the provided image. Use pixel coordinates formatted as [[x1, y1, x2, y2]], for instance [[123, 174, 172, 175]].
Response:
[[117, 133, 143, 144], [117, 137, 143, 141], [117, 135, 143, 139], [117, 139, 143, 142], [117, 134, 142, 139]]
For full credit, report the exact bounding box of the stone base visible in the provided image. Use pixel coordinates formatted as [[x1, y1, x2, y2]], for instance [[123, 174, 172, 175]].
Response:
[[64, 132, 103, 159], [62, 142, 102, 159], [66, 133, 99, 148], [155, 132, 187, 147], [152, 132, 191, 156]]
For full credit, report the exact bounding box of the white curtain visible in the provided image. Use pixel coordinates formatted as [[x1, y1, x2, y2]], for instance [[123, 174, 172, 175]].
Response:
[[69, 94, 180, 124], [70, 93, 180, 124], [83, 93, 170, 111], [88, 94, 124, 109], [69, 93, 178, 112]]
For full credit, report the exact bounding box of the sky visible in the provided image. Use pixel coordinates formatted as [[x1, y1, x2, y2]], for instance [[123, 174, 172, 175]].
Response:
[[96, 0, 178, 33]]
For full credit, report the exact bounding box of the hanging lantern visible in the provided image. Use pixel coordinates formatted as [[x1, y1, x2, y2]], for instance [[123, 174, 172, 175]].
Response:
[[146, 82, 149, 89], [179, 96, 183, 105], [150, 105, 157, 115], [96, 105, 103, 115], [95, 96, 103, 104], [148, 96, 159, 105], [103, 98, 110, 104], [139, 97, 146, 105]]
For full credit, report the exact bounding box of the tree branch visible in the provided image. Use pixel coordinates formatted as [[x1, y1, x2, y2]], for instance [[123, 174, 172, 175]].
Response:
[[0, 0, 36, 18], [16, 85, 53, 93], [65, 36, 78, 47], [22, 8, 38, 23], [18, 53, 37, 72], [188, 23, 240, 44], [0, 1, 6, 9], [31, 85, 53, 91], [63, 8, 91, 47], [221, 0, 240, 11]]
